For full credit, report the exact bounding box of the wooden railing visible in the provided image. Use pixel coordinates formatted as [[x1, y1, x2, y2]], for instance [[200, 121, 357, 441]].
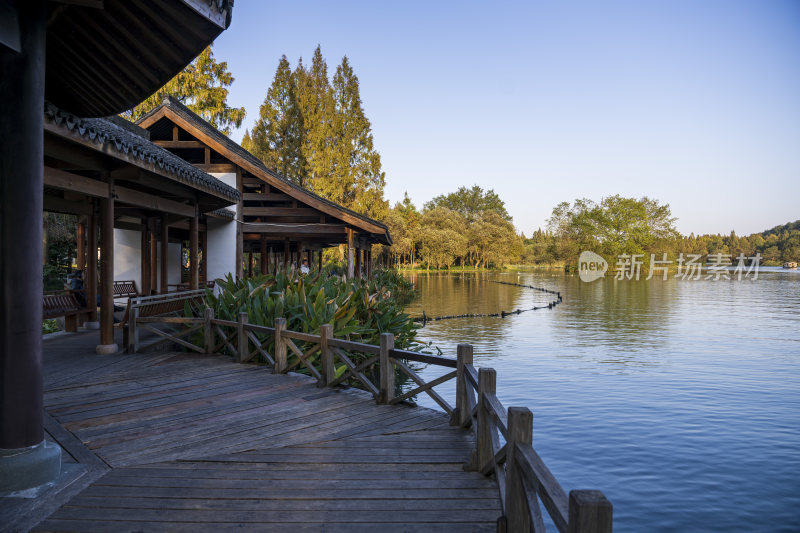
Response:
[[133, 310, 613, 532]]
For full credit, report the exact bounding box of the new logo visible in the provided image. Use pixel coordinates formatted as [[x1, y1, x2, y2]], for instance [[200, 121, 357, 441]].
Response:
[[578, 251, 607, 282]]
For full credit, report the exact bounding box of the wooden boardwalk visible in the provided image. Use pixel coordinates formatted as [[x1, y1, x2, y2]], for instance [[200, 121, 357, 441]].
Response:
[[7, 331, 500, 532]]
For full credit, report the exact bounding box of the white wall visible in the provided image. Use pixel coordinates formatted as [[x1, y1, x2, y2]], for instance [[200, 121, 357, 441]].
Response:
[[206, 218, 236, 285], [114, 229, 141, 285], [207, 171, 238, 286], [168, 242, 182, 287], [115, 228, 183, 292]]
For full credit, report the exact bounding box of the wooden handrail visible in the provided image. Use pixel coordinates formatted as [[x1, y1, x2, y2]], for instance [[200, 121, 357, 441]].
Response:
[[131, 309, 613, 531]]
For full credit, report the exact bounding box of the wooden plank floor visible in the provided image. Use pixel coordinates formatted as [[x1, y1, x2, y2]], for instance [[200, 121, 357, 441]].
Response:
[[22, 330, 501, 532]]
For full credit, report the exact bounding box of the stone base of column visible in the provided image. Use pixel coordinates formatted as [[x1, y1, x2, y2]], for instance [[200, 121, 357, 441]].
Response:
[[0, 441, 61, 494], [95, 343, 119, 355], [83, 321, 100, 330]]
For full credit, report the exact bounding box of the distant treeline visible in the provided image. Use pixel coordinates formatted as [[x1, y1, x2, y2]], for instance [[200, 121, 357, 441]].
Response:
[[527, 197, 799, 267], [383, 190, 799, 269], [384, 186, 523, 270]]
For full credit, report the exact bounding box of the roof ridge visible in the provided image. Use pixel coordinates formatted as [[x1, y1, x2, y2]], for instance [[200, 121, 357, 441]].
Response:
[[45, 101, 240, 204], [147, 96, 389, 235]]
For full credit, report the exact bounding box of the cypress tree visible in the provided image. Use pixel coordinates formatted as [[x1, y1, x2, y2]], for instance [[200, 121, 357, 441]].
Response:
[[294, 45, 335, 190], [249, 55, 305, 183], [245, 47, 387, 220], [330, 56, 387, 220]]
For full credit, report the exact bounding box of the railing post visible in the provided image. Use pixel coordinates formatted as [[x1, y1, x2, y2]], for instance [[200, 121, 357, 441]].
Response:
[[127, 307, 139, 354], [203, 308, 214, 354], [379, 333, 395, 404], [467, 367, 496, 472], [236, 312, 248, 363], [568, 490, 613, 533], [319, 324, 334, 387], [506, 407, 539, 532], [451, 343, 473, 426], [274, 317, 287, 373]]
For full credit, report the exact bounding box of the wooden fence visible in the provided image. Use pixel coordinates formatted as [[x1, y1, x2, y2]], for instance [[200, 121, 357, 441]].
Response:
[[131, 310, 612, 532]]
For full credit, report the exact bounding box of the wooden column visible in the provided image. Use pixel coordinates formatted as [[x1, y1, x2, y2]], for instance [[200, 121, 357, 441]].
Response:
[[160, 215, 169, 294], [318, 249, 323, 272], [346, 228, 355, 279], [76, 217, 86, 274], [260, 235, 268, 275], [201, 227, 208, 286], [189, 206, 199, 290], [247, 252, 254, 278], [141, 218, 151, 295], [87, 201, 98, 321], [366, 249, 372, 278], [283, 238, 290, 268], [355, 246, 362, 279], [235, 168, 243, 279], [98, 178, 116, 353], [0, 0, 48, 455]]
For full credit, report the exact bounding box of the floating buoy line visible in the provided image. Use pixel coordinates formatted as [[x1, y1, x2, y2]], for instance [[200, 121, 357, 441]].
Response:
[[412, 280, 563, 325]]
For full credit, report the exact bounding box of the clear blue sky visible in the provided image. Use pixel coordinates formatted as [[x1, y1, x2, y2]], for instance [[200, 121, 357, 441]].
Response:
[[213, 0, 800, 236]]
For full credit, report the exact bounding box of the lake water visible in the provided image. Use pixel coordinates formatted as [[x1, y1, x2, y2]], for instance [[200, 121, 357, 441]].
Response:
[[403, 269, 800, 532]]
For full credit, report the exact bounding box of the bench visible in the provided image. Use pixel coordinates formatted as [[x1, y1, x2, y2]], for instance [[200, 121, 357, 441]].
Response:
[[113, 280, 139, 299], [120, 289, 207, 353], [43, 291, 90, 332]]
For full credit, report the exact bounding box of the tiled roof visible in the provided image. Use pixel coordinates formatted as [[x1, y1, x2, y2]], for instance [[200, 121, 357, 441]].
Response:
[[141, 96, 391, 241], [45, 102, 240, 204]]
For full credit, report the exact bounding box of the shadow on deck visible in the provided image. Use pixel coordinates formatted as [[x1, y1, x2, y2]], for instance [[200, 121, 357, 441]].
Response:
[[2, 330, 500, 532]]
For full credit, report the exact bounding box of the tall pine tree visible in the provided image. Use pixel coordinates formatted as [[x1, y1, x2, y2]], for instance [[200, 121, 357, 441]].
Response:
[[330, 56, 386, 220], [249, 55, 305, 182], [246, 47, 386, 220]]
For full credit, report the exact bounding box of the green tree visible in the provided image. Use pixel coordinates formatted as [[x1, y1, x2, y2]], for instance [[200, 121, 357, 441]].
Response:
[[249, 55, 306, 181], [327, 56, 387, 220], [124, 46, 245, 135], [294, 46, 335, 189], [418, 208, 468, 269], [246, 47, 388, 220], [425, 185, 511, 222]]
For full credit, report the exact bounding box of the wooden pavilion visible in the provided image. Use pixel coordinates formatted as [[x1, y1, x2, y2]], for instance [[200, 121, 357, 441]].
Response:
[[136, 96, 392, 280], [43, 102, 240, 352], [0, 0, 234, 493]]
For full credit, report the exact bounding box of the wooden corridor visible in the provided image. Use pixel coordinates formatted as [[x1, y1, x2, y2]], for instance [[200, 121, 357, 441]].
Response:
[[12, 331, 501, 532]]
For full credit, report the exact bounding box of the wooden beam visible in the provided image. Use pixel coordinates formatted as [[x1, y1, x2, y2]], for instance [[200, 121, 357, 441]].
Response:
[[195, 163, 236, 173], [152, 140, 205, 149], [43, 195, 93, 215], [45, 166, 196, 217], [241, 223, 348, 235], [242, 207, 320, 217], [114, 187, 195, 217], [44, 166, 107, 197], [242, 192, 292, 202]]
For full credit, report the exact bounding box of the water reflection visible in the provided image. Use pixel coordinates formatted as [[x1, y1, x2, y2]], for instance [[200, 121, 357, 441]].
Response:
[[404, 270, 800, 533]]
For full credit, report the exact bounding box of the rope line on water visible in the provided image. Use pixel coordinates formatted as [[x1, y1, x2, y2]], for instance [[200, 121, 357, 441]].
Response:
[[413, 280, 563, 324]]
